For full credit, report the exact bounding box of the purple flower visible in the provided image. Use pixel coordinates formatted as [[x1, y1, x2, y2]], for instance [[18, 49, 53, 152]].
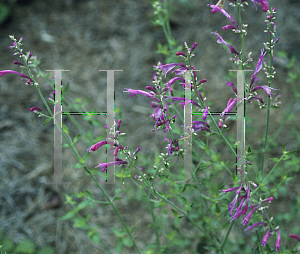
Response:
[[114, 145, 123, 156], [190, 42, 197, 53], [176, 51, 187, 58], [95, 158, 128, 173], [0, 70, 30, 79], [123, 88, 160, 102], [289, 234, 300, 251], [116, 119, 122, 131], [289, 234, 300, 241], [170, 96, 201, 109], [227, 184, 243, 216], [274, 229, 280, 251], [192, 121, 211, 133], [165, 77, 185, 94], [222, 24, 238, 31], [251, 85, 279, 97], [211, 32, 239, 55], [29, 106, 42, 112], [241, 206, 258, 226], [133, 146, 141, 156], [250, 49, 266, 88], [219, 186, 240, 195], [251, 0, 269, 12], [226, 81, 237, 95], [159, 63, 185, 77], [245, 222, 266, 233], [13, 61, 24, 66], [202, 106, 209, 121], [261, 229, 271, 247], [208, 5, 239, 29], [87, 140, 114, 152], [247, 94, 264, 105], [260, 197, 273, 204], [220, 98, 237, 117], [196, 79, 207, 87], [164, 138, 179, 156]]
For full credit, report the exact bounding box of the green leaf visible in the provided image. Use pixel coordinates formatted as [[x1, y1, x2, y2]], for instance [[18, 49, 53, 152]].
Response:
[[282, 144, 286, 153], [261, 186, 269, 192], [171, 209, 178, 218], [247, 145, 252, 154], [73, 218, 89, 230], [60, 211, 76, 220], [256, 171, 263, 183], [115, 188, 121, 196], [15, 239, 36, 254], [37, 246, 55, 254], [77, 199, 90, 211], [83, 190, 93, 199], [43, 117, 52, 126], [122, 238, 133, 247], [83, 151, 91, 162], [282, 149, 297, 161], [270, 157, 280, 163], [64, 194, 76, 205], [62, 123, 69, 135], [112, 197, 122, 202], [62, 144, 69, 147], [91, 234, 100, 243], [174, 217, 181, 227], [177, 196, 188, 205], [72, 163, 84, 169], [73, 133, 81, 143], [62, 82, 70, 100]]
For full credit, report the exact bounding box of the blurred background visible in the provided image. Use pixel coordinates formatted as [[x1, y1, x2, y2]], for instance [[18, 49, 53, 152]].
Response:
[[0, 0, 299, 253]]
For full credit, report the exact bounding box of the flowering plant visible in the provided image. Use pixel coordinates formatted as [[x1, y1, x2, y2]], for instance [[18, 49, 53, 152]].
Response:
[[1, 0, 300, 253]]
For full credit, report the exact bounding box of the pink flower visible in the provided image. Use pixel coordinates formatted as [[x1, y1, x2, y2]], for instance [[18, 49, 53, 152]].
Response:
[[0, 70, 30, 79], [29, 106, 42, 112], [274, 229, 280, 252], [95, 158, 127, 173], [87, 140, 114, 152], [261, 229, 271, 247], [251, 0, 269, 12], [289, 234, 300, 251], [211, 31, 239, 55]]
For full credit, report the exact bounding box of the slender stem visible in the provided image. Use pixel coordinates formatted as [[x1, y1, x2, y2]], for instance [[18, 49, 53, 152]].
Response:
[[252, 153, 284, 195], [86, 168, 143, 254], [259, 25, 274, 198], [220, 220, 235, 249]]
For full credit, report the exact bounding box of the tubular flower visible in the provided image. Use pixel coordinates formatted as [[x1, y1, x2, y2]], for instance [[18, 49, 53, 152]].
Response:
[[123, 88, 160, 102], [274, 229, 281, 252], [211, 31, 239, 55], [245, 221, 267, 233], [191, 121, 211, 133], [241, 206, 258, 226], [227, 184, 243, 216], [95, 158, 128, 173], [29, 106, 42, 112], [208, 4, 239, 29], [261, 229, 271, 247], [251, 0, 269, 12], [87, 140, 114, 152], [289, 234, 300, 251]]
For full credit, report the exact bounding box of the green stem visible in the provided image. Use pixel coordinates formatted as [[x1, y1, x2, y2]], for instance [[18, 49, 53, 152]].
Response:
[[252, 153, 284, 195], [86, 168, 143, 254], [220, 220, 235, 249], [259, 24, 274, 198]]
